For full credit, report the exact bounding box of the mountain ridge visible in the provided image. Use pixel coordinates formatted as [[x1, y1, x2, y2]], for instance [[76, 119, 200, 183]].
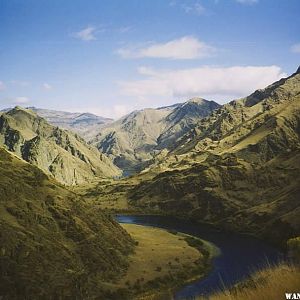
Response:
[[0, 107, 121, 185], [82, 68, 300, 245], [91, 98, 220, 175], [27, 107, 113, 140], [0, 146, 134, 299]]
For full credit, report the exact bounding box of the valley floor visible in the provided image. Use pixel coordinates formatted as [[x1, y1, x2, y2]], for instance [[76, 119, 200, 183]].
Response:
[[109, 224, 218, 299]]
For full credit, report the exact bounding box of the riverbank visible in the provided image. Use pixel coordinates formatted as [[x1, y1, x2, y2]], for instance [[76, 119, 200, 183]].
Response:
[[116, 223, 219, 300], [116, 215, 282, 299]]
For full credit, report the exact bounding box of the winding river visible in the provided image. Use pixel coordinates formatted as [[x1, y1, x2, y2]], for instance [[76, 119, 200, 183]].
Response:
[[116, 215, 283, 299]]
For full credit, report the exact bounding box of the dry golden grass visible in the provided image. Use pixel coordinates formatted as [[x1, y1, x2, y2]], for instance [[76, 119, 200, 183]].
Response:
[[118, 224, 202, 287], [199, 263, 300, 300]]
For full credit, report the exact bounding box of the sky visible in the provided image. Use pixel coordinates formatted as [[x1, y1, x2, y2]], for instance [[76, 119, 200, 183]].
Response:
[[0, 0, 299, 118]]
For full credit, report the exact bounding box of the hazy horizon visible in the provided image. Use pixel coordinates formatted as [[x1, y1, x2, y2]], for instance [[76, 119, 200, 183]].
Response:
[[1, 0, 299, 118]]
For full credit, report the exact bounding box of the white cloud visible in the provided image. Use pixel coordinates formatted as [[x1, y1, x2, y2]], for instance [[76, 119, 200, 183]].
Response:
[[182, 2, 206, 15], [0, 81, 5, 91], [14, 97, 30, 104], [74, 26, 96, 41], [43, 83, 52, 90], [291, 43, 300, 54], [235, 0, 258, 4], [117, 36, 216, 60], [119, 65, 286, 103]]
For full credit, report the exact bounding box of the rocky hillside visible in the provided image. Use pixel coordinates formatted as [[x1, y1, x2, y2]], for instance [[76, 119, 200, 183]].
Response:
[[92, 99, 220, 174], [119, 67, 300, 244], [0, 107, 121, 185], [0, 147, 134, 299], [28, 107, 113, 140]]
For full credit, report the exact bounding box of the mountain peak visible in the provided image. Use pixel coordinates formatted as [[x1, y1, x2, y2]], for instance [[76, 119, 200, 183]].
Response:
[[8, 106, 37, 117], [187, 97, 208, 104]]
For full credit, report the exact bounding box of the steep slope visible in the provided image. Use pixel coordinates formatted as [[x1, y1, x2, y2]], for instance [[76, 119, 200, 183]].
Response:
[[0, 107, 121, 185], [0, 147, 134, 299], [28, 107, 113, 140], [92, 107, 172, 174], [92, 99, 219, 174], [120, 68, 300, 244], [171, 67, 300, 157]]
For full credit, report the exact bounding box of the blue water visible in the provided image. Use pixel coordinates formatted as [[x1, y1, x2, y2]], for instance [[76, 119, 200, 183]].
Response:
[[116, 215, 283, 299]]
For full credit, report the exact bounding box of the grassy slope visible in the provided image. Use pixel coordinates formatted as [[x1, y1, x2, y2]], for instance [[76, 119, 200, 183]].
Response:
[[92, 70, 300, 245], [75, 70, 300, 247], [199, 263, 300, 300], [91, 99, 219, 174], [117, 224, 218, 299], [200, 238, 300, 300], [0, 107, 121, 185], [0, 147, 134, 299]]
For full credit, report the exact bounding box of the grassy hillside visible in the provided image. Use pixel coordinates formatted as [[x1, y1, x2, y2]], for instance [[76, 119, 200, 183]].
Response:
[[91, 99, 219, 175], [199, 263, 300, 300], [0, 107, 121, 185], [116, 224, 217, 299], [127, 70, 300, 244], [80, 69, 300, 245], [0, 147, 134, 299]]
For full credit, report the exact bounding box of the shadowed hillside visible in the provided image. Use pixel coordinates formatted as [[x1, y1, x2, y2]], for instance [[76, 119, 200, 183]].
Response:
[[0, 107, 121, 185], [0, 147, 134, 299], [82, 68, 300, 245], [127, 68, 300, 244]]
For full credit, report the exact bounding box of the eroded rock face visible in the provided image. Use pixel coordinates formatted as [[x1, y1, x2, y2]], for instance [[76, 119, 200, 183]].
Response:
[[0, 107, 121, 185]]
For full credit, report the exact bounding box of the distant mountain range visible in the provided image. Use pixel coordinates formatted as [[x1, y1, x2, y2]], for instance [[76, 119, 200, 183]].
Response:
[[1, 68, 299, 245], [27, 107, 113, 140], [0, 107, 120, 185], [0, 66, 299, 299]]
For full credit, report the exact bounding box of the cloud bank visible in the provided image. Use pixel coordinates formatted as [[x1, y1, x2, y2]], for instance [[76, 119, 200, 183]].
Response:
[[119, 65, 286, 102], [117, 36, 216, 60]]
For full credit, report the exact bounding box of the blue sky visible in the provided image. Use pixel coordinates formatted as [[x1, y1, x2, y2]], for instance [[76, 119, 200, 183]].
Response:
[[0, 0, 299, 118]]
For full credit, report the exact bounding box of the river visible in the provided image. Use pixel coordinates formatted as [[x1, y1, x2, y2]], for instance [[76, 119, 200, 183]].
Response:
[[116, 214, 283, 299]]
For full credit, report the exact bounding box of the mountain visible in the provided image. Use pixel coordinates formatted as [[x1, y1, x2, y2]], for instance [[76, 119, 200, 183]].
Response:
[[100, 67, 300, 245], [91, 98, 220, 175], [0, 147, 134, 299], [157, 98, 220, 149], [27, 107, 113, 140], [0, 107, 121, 185]]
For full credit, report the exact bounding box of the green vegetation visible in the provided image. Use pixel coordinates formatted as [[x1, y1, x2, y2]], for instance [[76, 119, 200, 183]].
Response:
[[0, 106, 121, 185], [80, 68, 300, 246], [115, 224, 218, 299], [1, 68, 300, 299], [90, 98, 219, 174], [0, 147, 134, 299]]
